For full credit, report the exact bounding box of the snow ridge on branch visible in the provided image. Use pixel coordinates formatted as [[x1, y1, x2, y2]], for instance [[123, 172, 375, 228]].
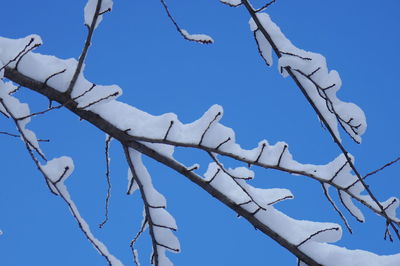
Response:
[[249, 13, 367, 144], [160, 0, 214, 44], [125, 148, 180, 266]]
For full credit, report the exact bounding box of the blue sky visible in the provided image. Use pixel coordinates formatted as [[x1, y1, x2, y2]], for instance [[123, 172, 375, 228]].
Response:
[[1, 1, 399, 265]]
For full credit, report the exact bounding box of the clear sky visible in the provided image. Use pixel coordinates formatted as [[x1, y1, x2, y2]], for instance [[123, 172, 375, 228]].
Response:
[[1, 1, 399, 265]]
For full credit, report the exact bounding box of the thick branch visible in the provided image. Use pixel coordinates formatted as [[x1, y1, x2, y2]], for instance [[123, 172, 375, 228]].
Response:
[[5, 66, 399, 229], [3, 67, 322, 266]]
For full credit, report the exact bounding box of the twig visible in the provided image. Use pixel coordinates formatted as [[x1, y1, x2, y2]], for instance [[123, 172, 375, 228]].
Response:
[[0, 38, 34, 72], [15, 43, 41, 71], [199, 112, 221, 145], [160, 0, 213, 44], [321, 183, 352, 233], [99, 135, 113, 228], [215, 137, 231, 150], [208, 152, 266, 211], [130, 217, 148, 266], [65, 0, 103, 95], [255, 0, 277, 12], [163, 120, 174, 140], [364, 156, 400, 180], [297, 227, 340, 247], [78, 91, 119, 110], [0, 131, 19, 138]]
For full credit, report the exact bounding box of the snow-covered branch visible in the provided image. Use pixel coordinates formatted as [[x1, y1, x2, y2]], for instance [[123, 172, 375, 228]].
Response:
[[124, 147, 180, 266], [240, 0, 399, 239], [5, 61, 399, 231], [160, 0, 213, 44], [0, 72, 121, 265], [1, 1, 399, 265]]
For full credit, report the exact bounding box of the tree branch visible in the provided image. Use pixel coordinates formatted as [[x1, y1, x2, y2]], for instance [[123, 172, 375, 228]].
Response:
[[240, 0, 399, 239], [5, 66, 399, 229]]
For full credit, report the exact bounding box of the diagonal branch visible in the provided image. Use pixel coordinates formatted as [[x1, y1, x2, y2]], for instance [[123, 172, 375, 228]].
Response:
[[122, 140, 322, 266], [5, 66, 399, 229], [240, 0, 399, 240]]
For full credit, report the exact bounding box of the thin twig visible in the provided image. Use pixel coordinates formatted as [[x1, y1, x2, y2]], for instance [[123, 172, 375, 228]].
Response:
[[0, 131, 19, 138], [321, 183, 352, 233], [130, 217, 148, 266], [0, 38, 34, 72], [160, 0, 213, 44], [15, 44, 41, 71], [364, 157, 400, 180], [65, 0, 103, 95], [255, 0, 277, 12], [99, 135, 113, 228], [297, 227, 340, 247], [199, 112, 221, 145]]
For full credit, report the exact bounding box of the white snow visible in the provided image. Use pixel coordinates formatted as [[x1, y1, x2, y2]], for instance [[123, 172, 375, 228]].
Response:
[[1, 34, 397, 229], [249, 13, 367, 143], [180, 29, 214, 44], [254, 30, 273, 66], [127, 168, 139, 194], [1, 11, 398, 264], [128, 149, 180, 265], [302, 241, 400, 266], [40, 156, 74, 183], [220, 0, 242, 7], [84, 0, 113, 29], [55, 182, 123, 266]]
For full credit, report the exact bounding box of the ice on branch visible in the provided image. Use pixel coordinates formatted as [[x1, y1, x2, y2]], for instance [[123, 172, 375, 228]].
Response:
[[84, 0, 113, 29], [249, 13, 367, 143]]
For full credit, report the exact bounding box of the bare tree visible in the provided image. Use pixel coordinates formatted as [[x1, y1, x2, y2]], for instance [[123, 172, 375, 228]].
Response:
[[1, 1, 399, 265]]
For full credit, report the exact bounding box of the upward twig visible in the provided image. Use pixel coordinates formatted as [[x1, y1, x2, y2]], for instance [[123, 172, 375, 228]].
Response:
[[65, 0, 103, 95]]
